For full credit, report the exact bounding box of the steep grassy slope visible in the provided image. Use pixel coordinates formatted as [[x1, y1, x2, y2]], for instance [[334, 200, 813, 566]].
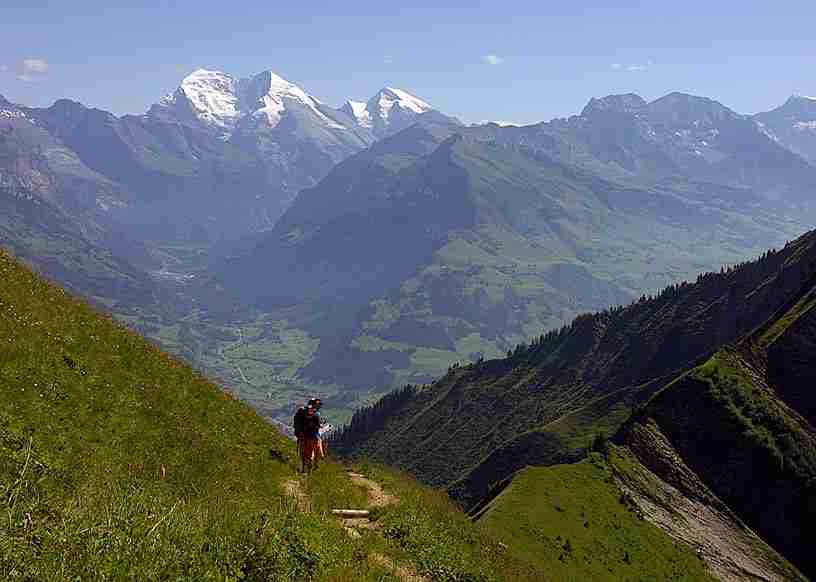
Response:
[[0, 248, 340, 579], [0, 249, 547, 581], [334, 229, 816, 506], [475, 454, 717, 582]]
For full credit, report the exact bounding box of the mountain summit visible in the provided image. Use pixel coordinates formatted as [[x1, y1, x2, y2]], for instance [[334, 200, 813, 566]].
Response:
[[342, 87, 457, 137], [148, 68, 350, 137], [580, 93, 647, 116], [754, 94, 816, 163]]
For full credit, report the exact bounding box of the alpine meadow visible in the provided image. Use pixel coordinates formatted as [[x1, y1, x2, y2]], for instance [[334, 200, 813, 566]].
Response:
[[3, 2, 816, 580]]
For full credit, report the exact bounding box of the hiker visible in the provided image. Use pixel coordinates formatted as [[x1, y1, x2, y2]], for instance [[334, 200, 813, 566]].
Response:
[[299, 405, 323, 473], [309, 397, 329, 458], [293, 401, 307, 458], [293, 397, 327, 471]]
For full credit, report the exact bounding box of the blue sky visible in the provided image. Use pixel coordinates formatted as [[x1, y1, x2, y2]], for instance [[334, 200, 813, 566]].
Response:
[[1, 1, 814, 124]]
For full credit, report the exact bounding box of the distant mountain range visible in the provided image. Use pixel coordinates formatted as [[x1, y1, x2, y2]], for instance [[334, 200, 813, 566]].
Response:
[[3, 69, 456, 249], [0, 95, 154, 302], [2, 72, 816, 419], [218, 90, 816, 396]]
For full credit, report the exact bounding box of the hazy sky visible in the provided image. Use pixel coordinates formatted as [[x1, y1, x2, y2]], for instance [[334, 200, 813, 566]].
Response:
[[2, 1, 814, 125]]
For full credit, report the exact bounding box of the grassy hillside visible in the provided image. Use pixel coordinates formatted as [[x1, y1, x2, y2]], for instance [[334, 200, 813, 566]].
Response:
[[0, 249, 541, 580], [476, 454, 716, 581], [0, 248, 351, 579], [447, 384, 650, 508]]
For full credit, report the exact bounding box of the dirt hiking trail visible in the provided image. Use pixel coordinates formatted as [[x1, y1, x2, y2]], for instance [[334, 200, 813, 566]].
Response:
[[282, 470, 428, 582]]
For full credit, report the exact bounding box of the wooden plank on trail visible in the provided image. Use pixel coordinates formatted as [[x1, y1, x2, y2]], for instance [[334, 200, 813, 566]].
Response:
[[331, 509, 370, 517]]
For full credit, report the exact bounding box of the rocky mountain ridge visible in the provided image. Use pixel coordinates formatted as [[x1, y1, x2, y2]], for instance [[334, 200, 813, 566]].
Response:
[[754, 94, 816, 163]]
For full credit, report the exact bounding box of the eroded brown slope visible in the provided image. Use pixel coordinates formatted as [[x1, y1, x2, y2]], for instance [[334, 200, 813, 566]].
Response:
[[621, 288, 816, 578]]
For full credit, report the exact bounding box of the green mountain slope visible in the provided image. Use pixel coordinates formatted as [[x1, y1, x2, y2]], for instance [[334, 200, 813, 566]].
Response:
[[336, 229, 816, 578], [0, 248, 315, 578], [0, 249, 549, 581], [478, 449, 807, 580], [474, 455, 717, 582], [334, 229, 816, 494]]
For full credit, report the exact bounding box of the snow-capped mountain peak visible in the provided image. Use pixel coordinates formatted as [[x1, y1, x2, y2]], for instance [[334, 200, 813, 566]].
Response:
[[241, 70, 340, 128], [181, 69, 239, 126], [341, 100, 371, 128], [153, 68, 240, 134], [148, 70, 455, 145], [340, 87, 437, 137], [244, 70, 315, 108], [374, 87, 432, 119], [0, 95, 29, 121], [150, 68, 350, 135]]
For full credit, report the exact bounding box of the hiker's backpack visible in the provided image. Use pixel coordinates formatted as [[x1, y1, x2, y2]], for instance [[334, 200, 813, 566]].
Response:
[[293, 407, 306, 437]]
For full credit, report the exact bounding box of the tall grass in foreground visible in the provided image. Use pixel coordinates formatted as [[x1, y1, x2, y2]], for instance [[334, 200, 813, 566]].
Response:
[[0, 249, 385, 581], [354, 461, 545, 582], [0, 435, 395, 581], [0, 249, 536, 580]]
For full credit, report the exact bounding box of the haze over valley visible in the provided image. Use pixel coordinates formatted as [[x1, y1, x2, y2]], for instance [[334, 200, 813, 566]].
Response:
[[3, 71, 815, 425]]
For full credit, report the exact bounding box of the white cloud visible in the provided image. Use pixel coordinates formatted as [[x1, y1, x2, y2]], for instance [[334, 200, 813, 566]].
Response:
[[611, 61, 652, 73], [383, 54, 394, 64], [14, 58, 49, 81], [22, 58, 48, 74], [484, 54, 503, 65], [478, 119, 519, 126]]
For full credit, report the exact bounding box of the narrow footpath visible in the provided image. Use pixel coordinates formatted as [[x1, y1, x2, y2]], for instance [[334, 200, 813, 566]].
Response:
[[283, 470, 428, 582]]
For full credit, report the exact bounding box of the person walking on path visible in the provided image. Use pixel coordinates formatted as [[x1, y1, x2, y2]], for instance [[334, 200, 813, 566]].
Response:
[[293, 401, 307, 461], [299, 405, 323, 473], [309, 398, 329, 458]]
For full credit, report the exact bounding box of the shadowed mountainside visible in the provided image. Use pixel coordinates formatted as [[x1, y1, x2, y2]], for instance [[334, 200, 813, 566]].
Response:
[[620, 273, 816, 577], [0, 96, 155, 303]]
